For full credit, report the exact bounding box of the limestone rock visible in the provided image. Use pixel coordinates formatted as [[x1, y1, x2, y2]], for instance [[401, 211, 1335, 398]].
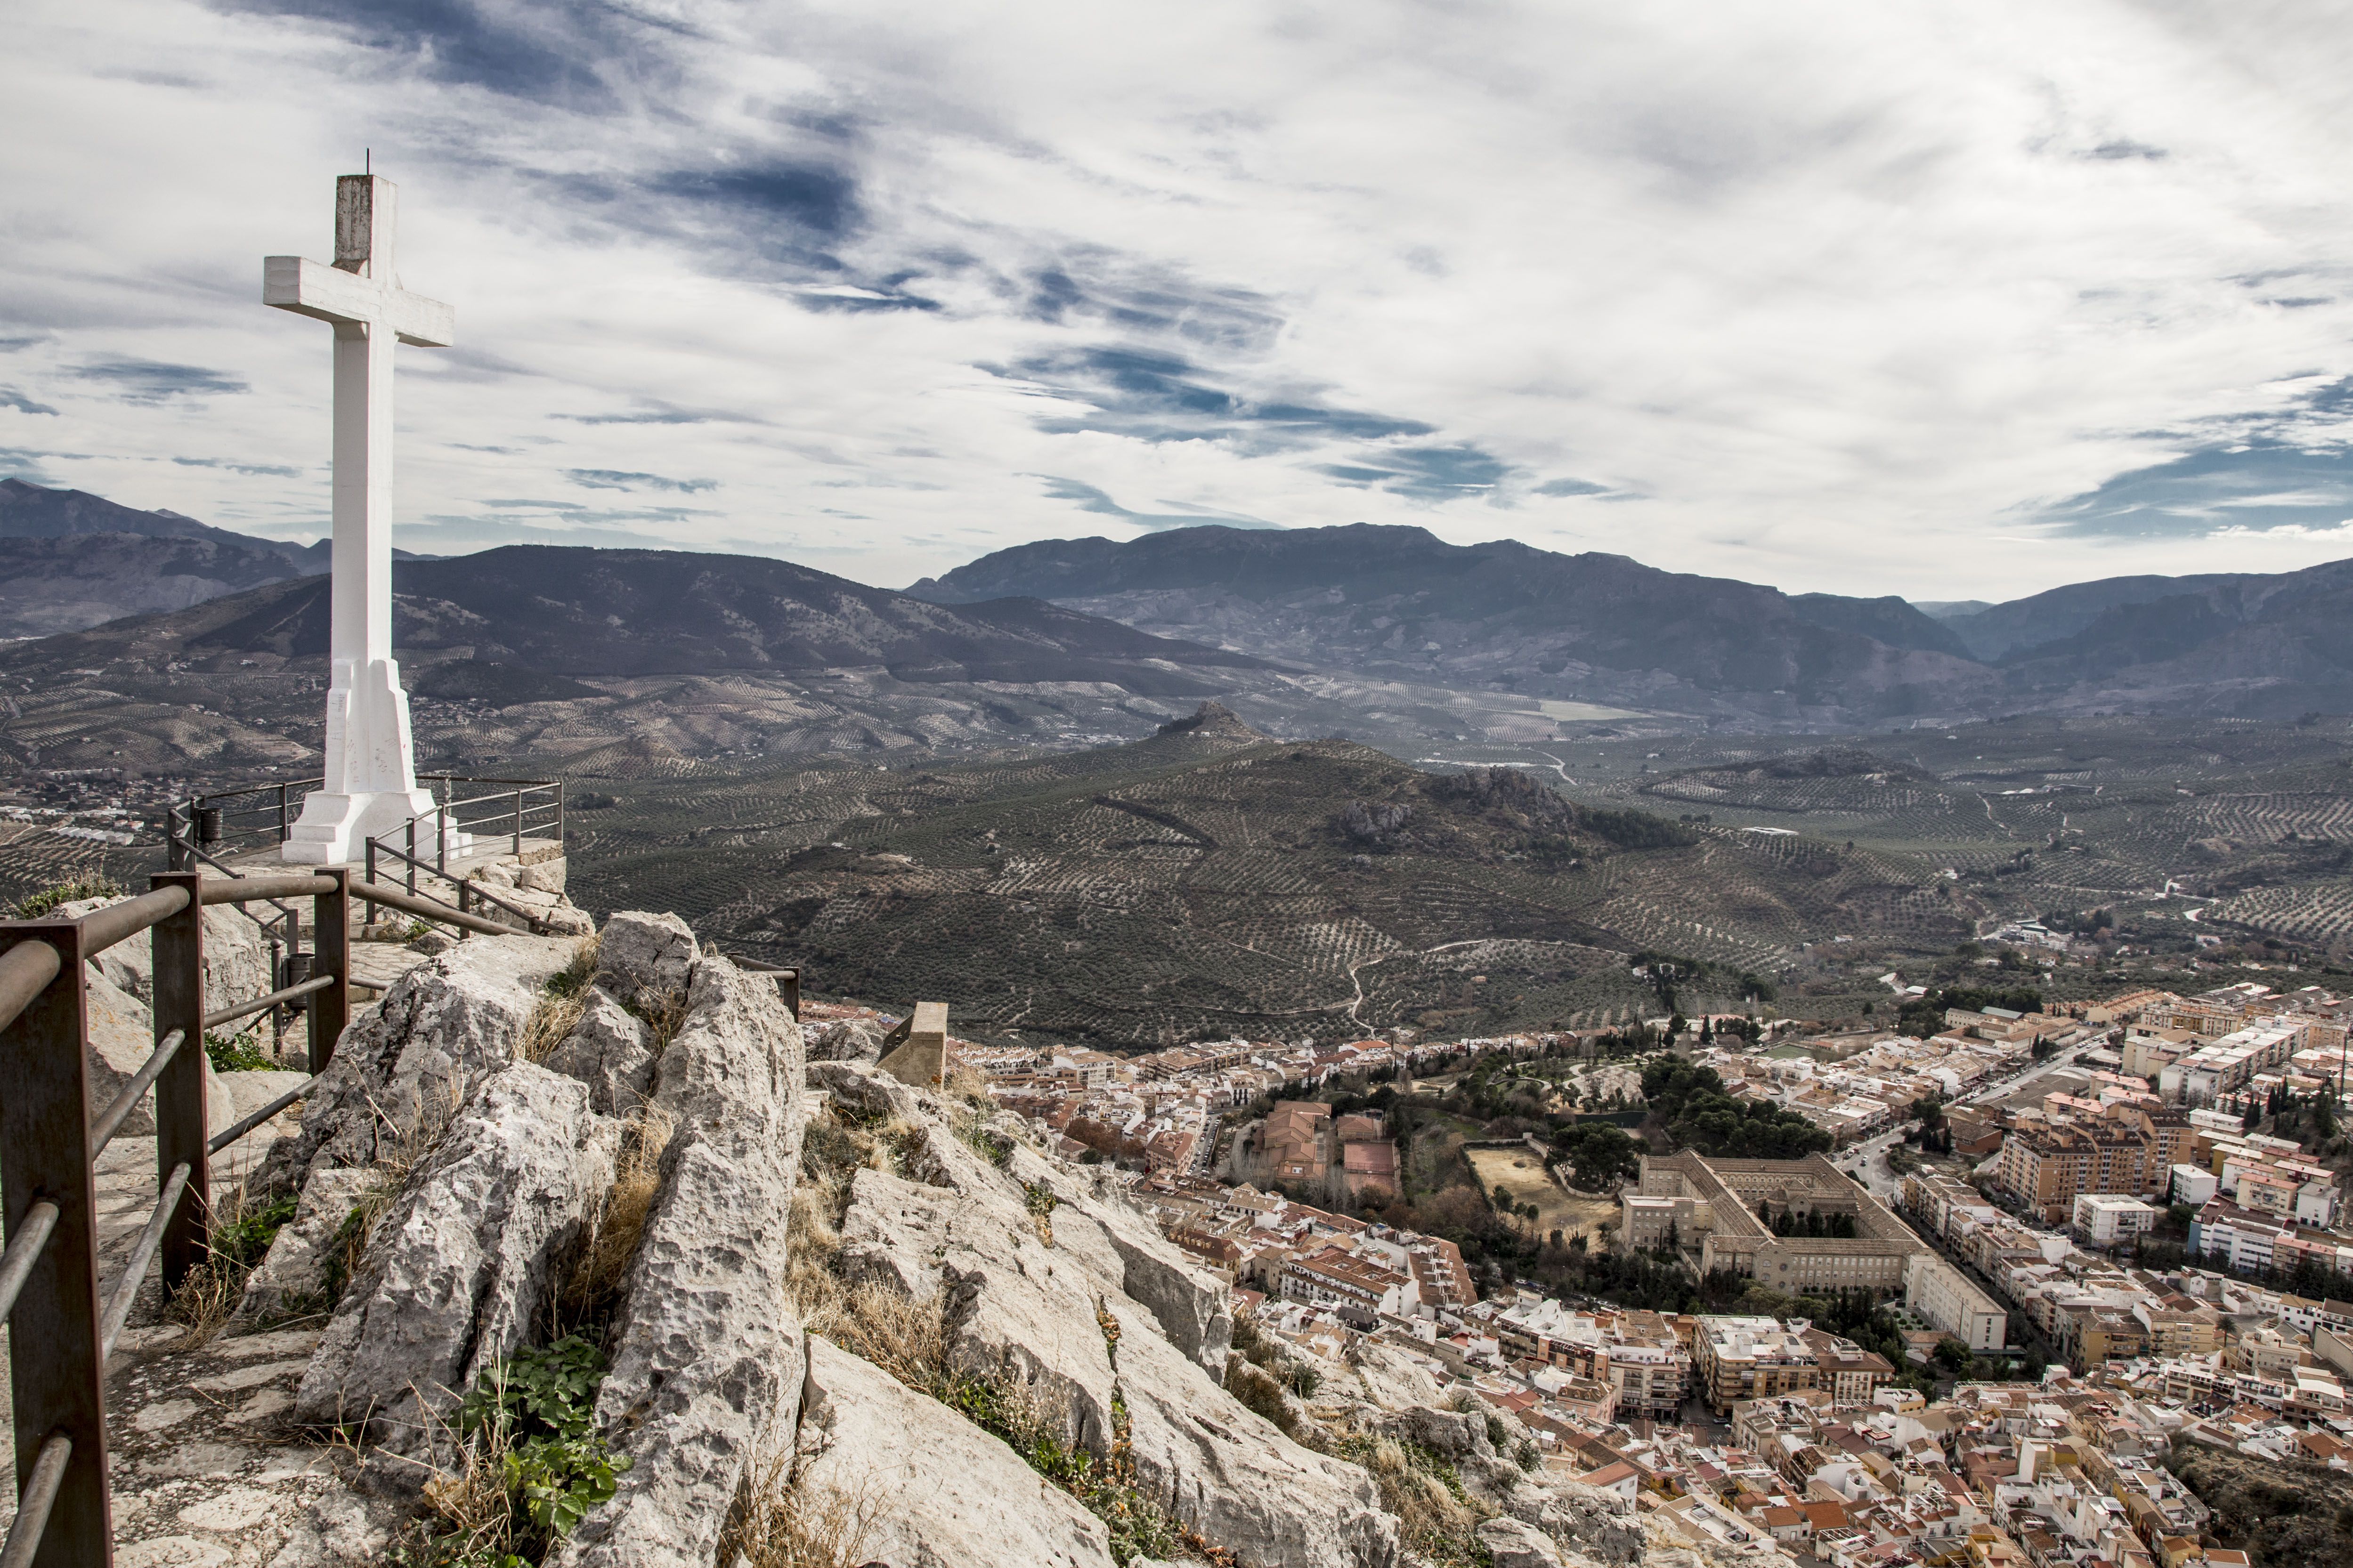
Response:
[[1010, 1146, 1230, 1376], [517, 856, 567, 894], [817, 1074, 1394, 1568], [804, 1015, 886, 1063], [793, 1335, 1118, 1568], [293, 1062, 619, 1450], [263, 1481, 408, 1568], [543, 988, 658, 1116], [81, 963, 235, 1145], [264, 934, 576, 1188], [1105, 1293, 1399, 1568], [216, 1068, 311, 1125], [1481, 1515, 1566, 1568], [239, 1166, 375, 1320], [595, 911, 697, 1010], [479, 881, 595, 937], [1384, 1403, 1498, 1465], [66, 895, 272, 1021], [841, 1165, 1122, 1452], [1348, 1340, 1446, 1412], [1520, 1479, 1644, 1566], [558, 953, 806, 1566]]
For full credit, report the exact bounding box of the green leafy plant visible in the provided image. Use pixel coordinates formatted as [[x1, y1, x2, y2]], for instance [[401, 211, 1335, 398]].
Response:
[[14, 879, 122, 919], [419, 1335, 630, 1563], [205, 1026, 277, 1073]]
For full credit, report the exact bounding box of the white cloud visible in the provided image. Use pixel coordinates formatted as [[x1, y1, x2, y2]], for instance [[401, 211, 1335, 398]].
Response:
[[2, 0, 2352, 599]]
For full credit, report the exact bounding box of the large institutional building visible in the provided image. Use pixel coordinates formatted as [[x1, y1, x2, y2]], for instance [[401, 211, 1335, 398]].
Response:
[[1622, 1151, 2007, 1350]]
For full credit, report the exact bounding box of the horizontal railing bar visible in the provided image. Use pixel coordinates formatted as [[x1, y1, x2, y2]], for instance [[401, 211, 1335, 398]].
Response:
[[0, 943, 63, 1042], [173, 848, 302, 926], [422, 776, 559, 787], [208, 1079, 314, 1155], [351, 881, 531, 938], [195, 777, 323, 803], [353, 849, 546, 930], [0, 1431, 71, 1568], [90, 1028, 187, 1158], [728, 955, 798, 975], [80, 887, 192, 959], [99, 1161, 189, 1362], [203, 976, 333, 1033], [200, 873, 335, 906], [0, 1199, 60, 1326]]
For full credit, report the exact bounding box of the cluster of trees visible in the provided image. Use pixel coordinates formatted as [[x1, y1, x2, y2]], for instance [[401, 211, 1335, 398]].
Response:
[[1640, 1059, 1834, 1159], [1758, 1201, 1858, 1238], [1549, 1121, 1641, 1191], [1895, 984, 2044, 1039], [1628, 950, 1777, 1014], [2244, 1081, 2339, 1143]]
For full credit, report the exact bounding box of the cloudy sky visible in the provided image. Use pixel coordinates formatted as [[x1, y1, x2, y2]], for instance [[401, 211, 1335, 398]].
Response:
[[4, 0, 2352, 600]]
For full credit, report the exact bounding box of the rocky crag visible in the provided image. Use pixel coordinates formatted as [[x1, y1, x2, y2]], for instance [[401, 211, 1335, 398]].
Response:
[[87, 883, 1792, 1568]]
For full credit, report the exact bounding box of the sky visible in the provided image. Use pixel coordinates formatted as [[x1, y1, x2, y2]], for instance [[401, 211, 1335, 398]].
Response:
[[4, 0, 2353, 601]]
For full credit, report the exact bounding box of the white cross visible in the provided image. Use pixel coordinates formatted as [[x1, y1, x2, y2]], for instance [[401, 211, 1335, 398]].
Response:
[[264, 175, 453, 864]]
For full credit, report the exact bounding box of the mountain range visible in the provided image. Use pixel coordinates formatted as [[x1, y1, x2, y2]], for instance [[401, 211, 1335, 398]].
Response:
[[8, 478, 2353, 738], [0, 478, 446, 640], [912, 523, 2353, 723]]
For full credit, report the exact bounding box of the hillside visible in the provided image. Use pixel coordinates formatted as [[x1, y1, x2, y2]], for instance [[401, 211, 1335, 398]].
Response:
[[563, 703, 1971, 1046], [0, 546, 1281, 779], [0, 478, 426, 637], [910, 522, 1996, 725], [911, 523, 2353, 721]]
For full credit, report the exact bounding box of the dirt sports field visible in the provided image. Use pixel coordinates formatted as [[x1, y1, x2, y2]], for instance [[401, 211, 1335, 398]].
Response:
[[1466, 1147, 1618, 1241]]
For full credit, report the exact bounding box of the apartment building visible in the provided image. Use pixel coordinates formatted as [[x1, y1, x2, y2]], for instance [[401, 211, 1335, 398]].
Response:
[[1992, 1103, 2189, 1223], [1277, 1245, 1417, 1316], [1693, 1317, 1825, 1412]]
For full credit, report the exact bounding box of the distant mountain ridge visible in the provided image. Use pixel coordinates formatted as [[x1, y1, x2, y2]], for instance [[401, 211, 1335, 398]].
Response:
[[909, 522, 1994, 723], [0, 478, 428, 638], [909, 523, 2353, 721], [5, 543, 1270, 696]]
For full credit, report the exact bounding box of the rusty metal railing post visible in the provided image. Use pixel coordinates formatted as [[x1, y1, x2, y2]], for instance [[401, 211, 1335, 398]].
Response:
[[149, 872, 209, 1297], [555, 781, 566, 854], [511, 790, 523, 854], [308, 870, 350, 1075], [0, 919, 114, 1563]]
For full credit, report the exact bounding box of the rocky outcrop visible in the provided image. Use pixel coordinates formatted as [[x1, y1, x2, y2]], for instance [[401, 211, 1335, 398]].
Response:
[[594, 910, 697, 1012], [239, 1166, 374, 1321], [815, 1059, 1395, 1568], [83, 962, 236, 1143], [792, 1334, 1119, 1568], [543, 988, 658, 1116], [1107, 1292, 1397, 1568], [1481, 1514, 1567, 1568], [63, 893, 272, 1020], [803, 1015, 886, 1063], [294, 1062, 620, 1450], [554, 954, 806, 1568], [265, 933, 578, 1188]]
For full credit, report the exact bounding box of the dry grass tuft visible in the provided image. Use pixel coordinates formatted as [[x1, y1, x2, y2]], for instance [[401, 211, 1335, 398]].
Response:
[[521, 934, 601, 1063], [559, 1105, 676, 1330], [720, 1450, 880, 1568], [1367, 1436, 1478, 1540], [162, 1177, 294, 1346], [403, 1383, 528, 1564]]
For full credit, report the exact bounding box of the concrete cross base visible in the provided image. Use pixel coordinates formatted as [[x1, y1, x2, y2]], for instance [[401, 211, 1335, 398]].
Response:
[[279, 789, 439, 865]]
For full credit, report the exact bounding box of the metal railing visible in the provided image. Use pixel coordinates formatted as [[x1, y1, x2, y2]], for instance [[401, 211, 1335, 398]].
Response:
[[0, 869, 354, 1564], [162, 779, 325, 873], [391, 777, 565, 875]]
